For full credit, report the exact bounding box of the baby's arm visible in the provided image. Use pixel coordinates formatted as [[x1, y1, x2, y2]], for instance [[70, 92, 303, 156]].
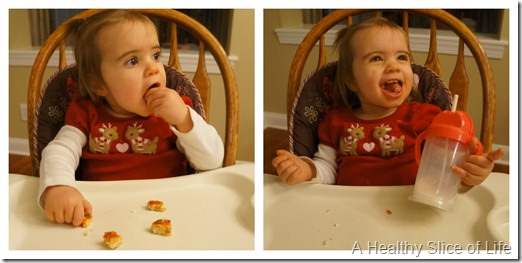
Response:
[[39, 125, 91, 226], [452, 137, 504, 187], [145, 86, 193, 132], [272, 145, 337, 185], [41, 185, 92, 226], [272, 150, 315, 185], [172, 107, 224, 171], [146, 87, 223, 170]]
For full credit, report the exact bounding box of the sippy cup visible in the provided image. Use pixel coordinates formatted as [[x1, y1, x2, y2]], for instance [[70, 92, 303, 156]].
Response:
[[409, 95, 482, 211]]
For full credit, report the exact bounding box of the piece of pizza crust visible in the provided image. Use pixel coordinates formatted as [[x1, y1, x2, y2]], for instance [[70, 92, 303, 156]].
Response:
[[81, 212, 92, 228], [151, 219, 172, 236], [103, 231, 122, 249], [147, 200, 166, 212]]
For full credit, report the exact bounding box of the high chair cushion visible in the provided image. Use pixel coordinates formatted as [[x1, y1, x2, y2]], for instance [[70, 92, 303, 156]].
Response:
[[33, 64, 206, 165], [289, 61, 452, 158]]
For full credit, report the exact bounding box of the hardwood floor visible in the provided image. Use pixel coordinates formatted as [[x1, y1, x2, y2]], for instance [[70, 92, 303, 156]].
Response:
[[9, 154, 33, 176], [263, 127, 289, 175], [493, 161, 509, 174]]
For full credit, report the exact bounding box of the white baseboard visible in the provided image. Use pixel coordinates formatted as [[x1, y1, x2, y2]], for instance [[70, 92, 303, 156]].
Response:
[[264, 112, 287, 130], [9, 137, 30, 156]]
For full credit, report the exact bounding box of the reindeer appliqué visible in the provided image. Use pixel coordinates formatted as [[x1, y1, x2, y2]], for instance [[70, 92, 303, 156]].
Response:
[[372, 124, 405, 157], [339, 124, 366, 156], [124, 122, 159, 154], [89, 123, 119, 154]]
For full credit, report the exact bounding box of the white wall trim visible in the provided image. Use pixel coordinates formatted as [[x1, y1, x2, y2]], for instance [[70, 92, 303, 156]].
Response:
[[9, 48, 238, 74], [275, 26, 508, 59], [9, 137, 30, 156], [264, 112, 287, 130]]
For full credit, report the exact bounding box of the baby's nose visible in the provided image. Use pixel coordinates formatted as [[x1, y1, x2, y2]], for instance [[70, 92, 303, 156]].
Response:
[[145, 62, 160, 76]]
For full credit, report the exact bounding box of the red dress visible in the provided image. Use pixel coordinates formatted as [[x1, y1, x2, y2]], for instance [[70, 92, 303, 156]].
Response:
[[65, 98, 192, 181], [317, 102, 441, 185]]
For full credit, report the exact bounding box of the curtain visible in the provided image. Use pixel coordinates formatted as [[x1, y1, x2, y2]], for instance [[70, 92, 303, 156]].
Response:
[[302, 9, 340, 24], [302, 9, 324, 24], [154, 9, 232, 52], [27, 9, 232, 51], [28, 9, 50, 46], [28, 9, 84, 46]]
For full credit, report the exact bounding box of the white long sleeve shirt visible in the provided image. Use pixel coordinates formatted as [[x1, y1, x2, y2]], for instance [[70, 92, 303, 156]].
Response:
[[302, 143, 338, 185], [38, 107, 223, 207]]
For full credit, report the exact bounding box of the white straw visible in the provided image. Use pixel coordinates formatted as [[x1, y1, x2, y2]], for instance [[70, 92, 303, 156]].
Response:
[[451, 94, 459, 112]]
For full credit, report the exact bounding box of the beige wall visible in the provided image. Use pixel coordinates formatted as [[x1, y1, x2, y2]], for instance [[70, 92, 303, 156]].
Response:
[[264, 9, 510, 146], [8, 9, 255, 162], [229, 9, 255, 161]]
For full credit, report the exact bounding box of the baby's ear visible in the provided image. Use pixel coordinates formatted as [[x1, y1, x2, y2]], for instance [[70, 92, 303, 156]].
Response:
[[90, 76, 109, 96], [346, 80, 358, 92]]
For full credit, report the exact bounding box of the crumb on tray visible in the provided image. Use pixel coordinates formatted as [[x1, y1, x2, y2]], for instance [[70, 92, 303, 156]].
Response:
[[322, 238, 332, 246]]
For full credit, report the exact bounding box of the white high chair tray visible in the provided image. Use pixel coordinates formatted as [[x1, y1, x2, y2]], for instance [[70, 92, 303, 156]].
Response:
[[9, 163, 254, 250], [264, 172, 510, 251]]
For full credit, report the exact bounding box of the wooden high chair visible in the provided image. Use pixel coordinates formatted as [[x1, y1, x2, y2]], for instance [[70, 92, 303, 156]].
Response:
[[287, 9, 496, 155], [28, 9, 239, 176]]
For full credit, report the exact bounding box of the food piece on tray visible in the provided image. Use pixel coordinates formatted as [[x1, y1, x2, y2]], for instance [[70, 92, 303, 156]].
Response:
[[81, 212, 92, 228], [103, 231, 122, 249], [147, 200, 167, 212], [151, 219, 172, 236]]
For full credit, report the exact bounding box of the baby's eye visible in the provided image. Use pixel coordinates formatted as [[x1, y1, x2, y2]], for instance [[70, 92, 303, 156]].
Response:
[[152, 51, 161, 61], [369, 55, 383, 62], [398, 54, 410, 61], [125, 57, 138, 67]]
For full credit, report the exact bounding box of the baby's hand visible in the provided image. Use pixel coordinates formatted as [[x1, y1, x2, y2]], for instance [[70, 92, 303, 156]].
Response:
[[272, 149, 314, 185], [42, 185, 92, 227], [452, 137, 504, 186], [144, 87, 193, 132]]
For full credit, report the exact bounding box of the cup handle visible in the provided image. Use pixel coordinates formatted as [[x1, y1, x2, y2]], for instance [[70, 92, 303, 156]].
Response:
[[415, 132, 426, 165]]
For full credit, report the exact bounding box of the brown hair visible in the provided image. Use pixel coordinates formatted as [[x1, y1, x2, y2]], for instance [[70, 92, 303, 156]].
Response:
[[73, 10, 158, 102], [333, 17, 414, 108]]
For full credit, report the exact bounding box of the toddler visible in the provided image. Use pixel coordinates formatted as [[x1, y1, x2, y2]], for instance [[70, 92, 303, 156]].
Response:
[[273, 17, 502, 186], [38, 10, 224, 226]]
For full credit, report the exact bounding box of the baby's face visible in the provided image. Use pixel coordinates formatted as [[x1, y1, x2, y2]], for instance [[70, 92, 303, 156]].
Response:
[[95, 20, 166, 118], [348, 26, 413, 118]]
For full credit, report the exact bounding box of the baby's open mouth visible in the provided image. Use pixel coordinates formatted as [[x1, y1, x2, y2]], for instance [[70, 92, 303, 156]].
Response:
[[382, 80, 402, 94], [144, 82, 161, 101], [148, 82, 161, 90]]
